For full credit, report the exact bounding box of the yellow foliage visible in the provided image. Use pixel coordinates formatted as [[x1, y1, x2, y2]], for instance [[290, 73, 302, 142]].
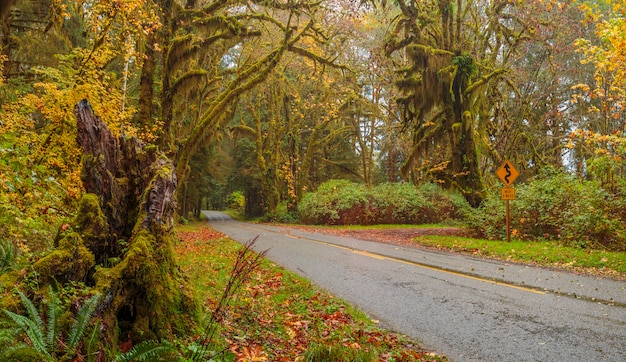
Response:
[[0, 54, 5, 85], [571, 1, 626, 156]]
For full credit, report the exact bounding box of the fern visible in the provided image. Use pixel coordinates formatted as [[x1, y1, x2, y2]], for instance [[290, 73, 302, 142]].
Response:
[[3, 290, 51, 358], [16, 290, 45, 334], [0, 326, 38, 361], [67, 293, 100, 350], [114, 340, 180, 362], [2, 288, 101, 360], [0, 344, 48, 361], [0, 240, 15, 272], [45, 286, 59, 349], [2, 309, 50, 358], [86, 320, 101, 362]]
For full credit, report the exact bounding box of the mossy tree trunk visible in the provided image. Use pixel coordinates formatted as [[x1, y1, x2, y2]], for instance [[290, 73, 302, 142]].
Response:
[[73, 99, 197, 346]]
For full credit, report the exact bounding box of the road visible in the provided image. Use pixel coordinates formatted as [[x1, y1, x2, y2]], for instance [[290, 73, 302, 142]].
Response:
[[202, 211, 626, 362]]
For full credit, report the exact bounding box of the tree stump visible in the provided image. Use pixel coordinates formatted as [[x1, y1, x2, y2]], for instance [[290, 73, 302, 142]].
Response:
[[73, 99, 198, 347]]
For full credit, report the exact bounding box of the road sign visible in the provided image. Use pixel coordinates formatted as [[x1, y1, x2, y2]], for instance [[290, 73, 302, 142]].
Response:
[[501, 187, 515, 200], [496, 160, 519, 187]]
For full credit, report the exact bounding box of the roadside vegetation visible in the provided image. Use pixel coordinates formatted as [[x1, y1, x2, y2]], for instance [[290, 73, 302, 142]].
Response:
[[290, 171, 626, 253]]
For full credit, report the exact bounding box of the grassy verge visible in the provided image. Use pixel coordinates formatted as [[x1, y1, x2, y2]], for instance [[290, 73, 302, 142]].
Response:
[[175, 222, 446, 361], [414, 235, 626, 278]]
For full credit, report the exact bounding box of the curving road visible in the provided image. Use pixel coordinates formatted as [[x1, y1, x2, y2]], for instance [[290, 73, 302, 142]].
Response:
[[202, 211, 626, 362]]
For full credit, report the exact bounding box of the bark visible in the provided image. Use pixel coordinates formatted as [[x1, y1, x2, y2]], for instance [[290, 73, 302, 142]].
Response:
[[137, 35, 156, 129], [74, 99, 197, 347]]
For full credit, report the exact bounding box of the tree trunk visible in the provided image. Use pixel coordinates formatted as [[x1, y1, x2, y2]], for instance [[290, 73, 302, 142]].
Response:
[[73, 99, 197, 347], [137, 34, 156, 129]]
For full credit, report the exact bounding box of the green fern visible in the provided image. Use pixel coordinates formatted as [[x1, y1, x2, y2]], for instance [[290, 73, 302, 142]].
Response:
[[0, 324, 46, 361], [0, 240, 16, 272], [67, 293, 100, 350], [16, 289, 45, 334], [45, 286, 60, 349], [3, 290, 51, 358], [3, 309, 50, 358], [1, 288, 101, 360], [114, 339, 181, 362]]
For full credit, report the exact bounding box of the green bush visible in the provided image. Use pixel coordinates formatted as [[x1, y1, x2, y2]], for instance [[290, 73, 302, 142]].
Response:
[[418, 182, 473, 223], [370, 183, 431, 224], [299, 180, 370, 225], [262, 201, 299, 223], [465, 192, 506, 240], [468, 167, 626, 250], [298, 180, 469, 225]]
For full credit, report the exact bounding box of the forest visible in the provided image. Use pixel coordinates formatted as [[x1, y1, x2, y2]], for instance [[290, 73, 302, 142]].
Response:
[[1, 0, 625, 359]]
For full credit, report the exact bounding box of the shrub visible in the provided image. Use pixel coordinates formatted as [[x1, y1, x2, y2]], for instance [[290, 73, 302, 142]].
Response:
[[298, 180, 470, 225], [468, 167, 626, 250], [299, 180, 370, 225], [262, 201, 299, 223], [370, 183, 431, 224], [418, 183, 473, 223], [465, 192, 506, 240]]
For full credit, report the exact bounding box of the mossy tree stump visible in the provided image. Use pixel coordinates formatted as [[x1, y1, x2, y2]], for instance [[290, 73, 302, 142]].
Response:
[[73, 99, 198, 346]]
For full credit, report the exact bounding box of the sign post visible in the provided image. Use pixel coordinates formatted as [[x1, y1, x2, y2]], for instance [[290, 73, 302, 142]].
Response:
[[496, 160, 519, 242]]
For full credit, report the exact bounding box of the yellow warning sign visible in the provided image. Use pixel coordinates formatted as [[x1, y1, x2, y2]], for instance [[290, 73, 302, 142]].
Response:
[[496, 160, 519, 187]]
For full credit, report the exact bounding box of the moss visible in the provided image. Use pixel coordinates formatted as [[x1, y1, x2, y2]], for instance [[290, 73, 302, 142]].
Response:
[[93, 228, 199, 345], [33, 232, 95, 284], [74, 194, 110, 261], [0, 271, 20, 310]]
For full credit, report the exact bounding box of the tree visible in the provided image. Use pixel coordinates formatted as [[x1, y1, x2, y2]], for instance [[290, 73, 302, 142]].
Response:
[[72, 99, 197, 347], [569, 0, 626, 183], [482, 1, 592, 177], [381, 0, 542, 206], [1, 0, 346, 352]]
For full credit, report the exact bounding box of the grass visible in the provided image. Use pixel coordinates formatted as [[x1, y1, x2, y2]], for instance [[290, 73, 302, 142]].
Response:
[[413, 235, 626, 278], [175, 222, 445, 361]]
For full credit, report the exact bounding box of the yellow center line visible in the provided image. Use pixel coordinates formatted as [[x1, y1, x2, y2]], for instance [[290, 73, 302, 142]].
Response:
[[352, 249, 386, 260], [288, 232, 545, 295]]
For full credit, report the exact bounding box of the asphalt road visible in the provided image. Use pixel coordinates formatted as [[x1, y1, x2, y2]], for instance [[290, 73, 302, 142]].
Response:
[[202, 211, 626, 362]]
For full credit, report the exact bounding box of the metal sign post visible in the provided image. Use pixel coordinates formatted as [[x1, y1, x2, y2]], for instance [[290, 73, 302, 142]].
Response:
[[496, 160, 520, 242]]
